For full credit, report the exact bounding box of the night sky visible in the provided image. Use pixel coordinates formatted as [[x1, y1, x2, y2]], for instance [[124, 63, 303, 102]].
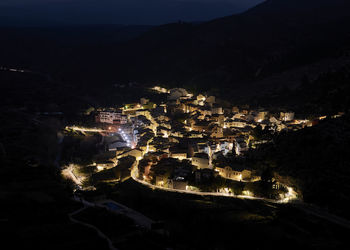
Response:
[[0, 0, 264, 25]]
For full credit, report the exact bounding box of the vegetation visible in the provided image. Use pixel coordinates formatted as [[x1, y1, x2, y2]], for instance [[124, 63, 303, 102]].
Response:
[[247, 115, 350, 218], [91, 156, 135, 185], [0, 111, 109, 249]]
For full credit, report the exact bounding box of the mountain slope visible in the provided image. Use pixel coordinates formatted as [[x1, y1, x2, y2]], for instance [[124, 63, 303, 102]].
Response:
[[111, 0, 350, 93], [0, 0, 349, 102]]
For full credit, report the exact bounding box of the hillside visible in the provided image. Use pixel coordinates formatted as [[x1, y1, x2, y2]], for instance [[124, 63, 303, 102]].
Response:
[[0, 0, 350, 105], [115, 0, 350, 91], [247, 114, 350, 219]]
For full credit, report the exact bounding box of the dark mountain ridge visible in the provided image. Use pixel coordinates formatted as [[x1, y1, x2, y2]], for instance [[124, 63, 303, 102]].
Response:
[[0, 0, 263, 26], [114, 0, 350, 90], [1, 0, 350, 107]]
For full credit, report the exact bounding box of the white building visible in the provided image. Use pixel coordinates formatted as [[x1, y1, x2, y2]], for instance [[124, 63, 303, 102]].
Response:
[[192, 153, 211, 169], [96, 111, 127, 124], [235, 140, 248, 156]]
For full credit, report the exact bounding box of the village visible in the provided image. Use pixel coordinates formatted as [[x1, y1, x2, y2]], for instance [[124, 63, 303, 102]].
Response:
[[63, 86, 342, 202]]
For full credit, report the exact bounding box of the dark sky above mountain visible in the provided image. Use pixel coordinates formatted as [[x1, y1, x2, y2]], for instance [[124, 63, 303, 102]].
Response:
[[0, 0, 264, 25]]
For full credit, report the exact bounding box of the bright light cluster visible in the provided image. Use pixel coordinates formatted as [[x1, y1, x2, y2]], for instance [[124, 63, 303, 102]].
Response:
[[119, 128, 132, 147]]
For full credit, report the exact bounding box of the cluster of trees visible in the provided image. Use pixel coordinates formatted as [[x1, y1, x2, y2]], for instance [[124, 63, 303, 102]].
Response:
[[147, 158, 193, 185], [191, 172, 285, 199], [251, 124, 275, 141], [254, 66, 350, 115], [212, 152, 240, 168], [61, 132, 101, 165]]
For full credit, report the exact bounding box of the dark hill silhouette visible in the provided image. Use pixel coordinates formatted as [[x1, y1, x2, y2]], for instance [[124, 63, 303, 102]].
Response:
[[0, 0, 350, 102], [112, 0, 350, 92]]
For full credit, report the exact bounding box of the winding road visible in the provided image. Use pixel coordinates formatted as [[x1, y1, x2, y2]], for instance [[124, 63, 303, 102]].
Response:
[[130, 160, 350, 229], [130, 161, 297, 204]]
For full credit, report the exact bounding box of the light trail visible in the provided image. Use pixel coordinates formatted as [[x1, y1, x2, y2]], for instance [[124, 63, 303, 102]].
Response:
[[65, 126, 107, 133]]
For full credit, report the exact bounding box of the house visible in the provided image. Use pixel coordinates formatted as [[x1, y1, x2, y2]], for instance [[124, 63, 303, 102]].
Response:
[[195, 142, 210, 155], [254, 111, 269, 122], [210, 114, 225, 126], [216, 166, 252, 181], [280, 112, 295, 122], [117, 148, 143, 160], [157, 126, 171, 138], [192, 153, 210, 169], [269, 116, 281, 125], [235, 141, 248, 156], [96, 111, 125, 124], [186, 131, 204, 138], [168, 88, 189, 100], [197, 94, 206, 102], [215, 141, 233, 155], [181, 103, 199, 114], [168, 179, 188, 190], [135, 110, 153, 121], [232, 106, 239, 113], [211, 105, 223, 115], [241, 109, 249, 115], [198, 107, 212, 117], [244, 114, 255, 122], [170, 152, 187, 160], [226, 118, 246, 128], [210, 126, 223, 138]]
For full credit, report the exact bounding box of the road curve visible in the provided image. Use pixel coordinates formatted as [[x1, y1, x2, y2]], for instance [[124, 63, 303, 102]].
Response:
[[130, 163, 296, 204]]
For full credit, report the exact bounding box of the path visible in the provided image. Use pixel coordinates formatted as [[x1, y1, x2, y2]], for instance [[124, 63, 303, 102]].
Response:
[[69, 205, 118, 250]]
